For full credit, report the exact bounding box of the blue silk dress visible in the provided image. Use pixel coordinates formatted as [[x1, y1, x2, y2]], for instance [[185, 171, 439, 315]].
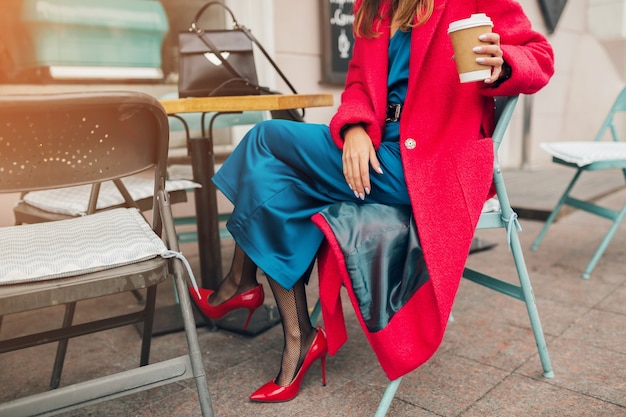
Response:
[[212, 30, 412, 290]]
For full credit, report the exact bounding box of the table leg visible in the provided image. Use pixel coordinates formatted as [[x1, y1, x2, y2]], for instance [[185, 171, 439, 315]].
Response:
[[189, 137, 223, 290]]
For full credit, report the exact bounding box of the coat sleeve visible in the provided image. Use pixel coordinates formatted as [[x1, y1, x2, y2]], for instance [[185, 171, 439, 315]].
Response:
[[328, 0, 382, 150], [478, 0, 555, 97]]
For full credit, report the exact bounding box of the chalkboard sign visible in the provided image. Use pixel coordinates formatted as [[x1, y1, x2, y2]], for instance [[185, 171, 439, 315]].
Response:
[[321, 0, 355, 85]]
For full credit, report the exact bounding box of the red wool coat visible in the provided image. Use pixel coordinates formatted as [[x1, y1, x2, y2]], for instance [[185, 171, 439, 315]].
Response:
[[312, 0, 554, 380]]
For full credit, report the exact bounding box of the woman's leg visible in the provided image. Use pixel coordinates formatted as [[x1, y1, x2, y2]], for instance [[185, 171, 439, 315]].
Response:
[[267, 277, 316, 386], [190, 120, 336, 325], [249, 270, 328, 402], [189, 244, 264, 329], [209, 244, 259, 305]]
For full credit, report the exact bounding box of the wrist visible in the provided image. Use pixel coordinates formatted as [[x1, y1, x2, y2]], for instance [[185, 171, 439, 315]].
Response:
[[491, 60, 512, 88], [340, 122, 365, 139]]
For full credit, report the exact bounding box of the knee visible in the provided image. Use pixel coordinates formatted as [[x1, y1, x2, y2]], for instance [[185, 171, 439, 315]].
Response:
[[252, 119, 288, 137], [244, 119, 292, 148]]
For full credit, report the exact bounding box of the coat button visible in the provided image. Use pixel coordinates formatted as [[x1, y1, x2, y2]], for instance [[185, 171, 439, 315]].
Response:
[[404, 138, 416, 150]]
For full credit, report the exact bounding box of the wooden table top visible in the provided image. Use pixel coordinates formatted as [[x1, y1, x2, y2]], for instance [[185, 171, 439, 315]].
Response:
[[160, 93, 334, 114]]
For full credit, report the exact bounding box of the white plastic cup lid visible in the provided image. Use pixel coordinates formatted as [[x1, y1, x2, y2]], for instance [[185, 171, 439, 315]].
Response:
[[448, 13, 493, 33]]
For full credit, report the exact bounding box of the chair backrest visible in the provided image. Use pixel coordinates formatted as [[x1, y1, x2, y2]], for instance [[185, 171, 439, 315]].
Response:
[[492, 95, 519, 153], [0, 91, 169, 225], [594, 86, 626, 142], [485, 95, 519, 227]]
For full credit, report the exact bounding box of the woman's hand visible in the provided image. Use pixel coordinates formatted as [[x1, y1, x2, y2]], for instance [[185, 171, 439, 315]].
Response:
[[342, 125, 383, 200], [474, 32, 504, 84]]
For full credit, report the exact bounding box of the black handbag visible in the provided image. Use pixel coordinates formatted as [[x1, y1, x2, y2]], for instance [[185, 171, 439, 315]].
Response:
[[178, 2, 304, 121]]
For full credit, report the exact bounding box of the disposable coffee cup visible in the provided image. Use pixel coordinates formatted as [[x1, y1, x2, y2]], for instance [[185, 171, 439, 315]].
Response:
[[448, 13, 494, 83]]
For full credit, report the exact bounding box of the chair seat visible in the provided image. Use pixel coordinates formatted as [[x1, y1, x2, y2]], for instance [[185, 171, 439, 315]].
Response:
[[541, 141, 626, 167], [17, 177, 199, 217], [0, 258, 168, 316], [482, 197, 500, 213], [13, 189, 190, 225], [0, 208, 168, 286]]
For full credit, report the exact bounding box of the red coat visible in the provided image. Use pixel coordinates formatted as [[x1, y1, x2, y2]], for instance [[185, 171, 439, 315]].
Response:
[[312, 0, 554, 380]]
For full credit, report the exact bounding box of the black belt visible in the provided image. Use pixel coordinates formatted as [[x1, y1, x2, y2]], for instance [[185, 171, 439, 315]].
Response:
[[386, 103, 402, 122]]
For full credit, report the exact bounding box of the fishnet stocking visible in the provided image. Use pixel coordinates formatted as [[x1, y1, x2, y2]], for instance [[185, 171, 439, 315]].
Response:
[[209, 244, 259, 305], [268, 277, 316, 386]]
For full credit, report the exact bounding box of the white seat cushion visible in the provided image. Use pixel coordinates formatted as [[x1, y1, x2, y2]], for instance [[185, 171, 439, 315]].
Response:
[[482, 197, 500, 213], [540, 141, 626, 167], [22, 177, 200, 216], [0, 208, 168, 285]]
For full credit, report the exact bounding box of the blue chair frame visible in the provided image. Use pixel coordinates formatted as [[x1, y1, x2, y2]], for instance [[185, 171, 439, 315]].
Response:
[[531, 87, 626, 279]]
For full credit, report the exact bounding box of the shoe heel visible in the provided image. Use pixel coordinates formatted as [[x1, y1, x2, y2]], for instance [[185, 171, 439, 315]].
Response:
[[243, 308, 255, 330], [321, 354, 327, 386]]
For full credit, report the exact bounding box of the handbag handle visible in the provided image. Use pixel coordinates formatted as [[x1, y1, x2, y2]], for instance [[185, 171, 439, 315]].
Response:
[[189, 2, 252, 88], [189, 1, 305, 118], [191, 1, 241, 32], [238, 25, 300, 97]]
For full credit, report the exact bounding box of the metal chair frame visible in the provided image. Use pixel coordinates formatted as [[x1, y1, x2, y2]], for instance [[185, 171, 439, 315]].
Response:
[[531, 87, 626, 279], [0, 91, 213, 416]]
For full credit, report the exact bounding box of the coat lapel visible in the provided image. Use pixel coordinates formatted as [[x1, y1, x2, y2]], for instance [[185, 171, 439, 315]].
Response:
[[371, 0, 449, 127], [407, 0, 447, 97]]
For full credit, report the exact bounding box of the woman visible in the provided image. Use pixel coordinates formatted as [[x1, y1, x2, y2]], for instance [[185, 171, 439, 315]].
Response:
[[189, 0, 554, 402]]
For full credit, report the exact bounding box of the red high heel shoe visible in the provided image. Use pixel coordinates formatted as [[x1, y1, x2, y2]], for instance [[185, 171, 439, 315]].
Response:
[[249, 327, 327, 403], [188, 284, 264, 330]]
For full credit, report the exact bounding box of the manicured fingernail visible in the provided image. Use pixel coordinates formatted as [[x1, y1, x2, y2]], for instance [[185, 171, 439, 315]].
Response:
[[353, 190, 360, 199], [376, 166, 384, 174], [476, 57, 485, 63], [365, 187, 370, 195], [484, 78, 492, 83], [348, 183, 353, 190], [472, 46, 482, 52], [479, 34, 488, 41], [359, 193, 365, 200]]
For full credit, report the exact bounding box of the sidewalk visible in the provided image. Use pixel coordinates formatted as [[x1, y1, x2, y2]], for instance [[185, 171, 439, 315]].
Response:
[[0, 169, 625, 416]]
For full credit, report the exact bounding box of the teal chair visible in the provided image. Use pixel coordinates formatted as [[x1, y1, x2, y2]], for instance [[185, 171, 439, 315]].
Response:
[[531, 87, 626, 279], [311, 95, 553, 416]]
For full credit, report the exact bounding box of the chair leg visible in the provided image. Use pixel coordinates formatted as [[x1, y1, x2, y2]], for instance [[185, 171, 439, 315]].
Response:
[[310, 298, 322, 325], [158, 187, 213, 415], [49, 302, 76, 389], [510, 227, 554, 377], [531, 169, 583, 251], [374, 378, 403, 417], [172, 263, 214, 416], [140, 286, 157, 366], [581, 203, 626, 279]]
